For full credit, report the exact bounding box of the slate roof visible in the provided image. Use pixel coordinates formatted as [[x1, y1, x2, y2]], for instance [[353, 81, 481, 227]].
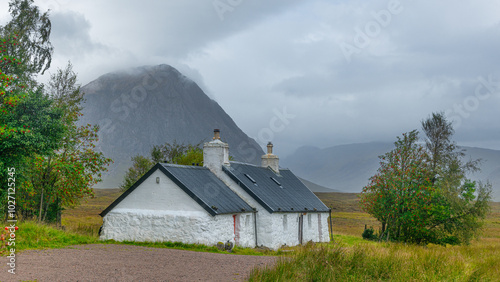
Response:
[[223, 162, 330, 213], [100, 163, 254, 217]]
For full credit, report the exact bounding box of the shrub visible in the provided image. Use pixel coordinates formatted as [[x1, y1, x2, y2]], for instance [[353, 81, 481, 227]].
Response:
[[362, 227, 377, 241]]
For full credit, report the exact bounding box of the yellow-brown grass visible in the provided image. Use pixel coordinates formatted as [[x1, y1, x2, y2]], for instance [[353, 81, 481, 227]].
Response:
[[61, 188, 122, 237], [62, 190, 500, 280]]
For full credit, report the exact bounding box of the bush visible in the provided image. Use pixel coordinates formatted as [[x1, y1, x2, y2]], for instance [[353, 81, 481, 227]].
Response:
[[362, 227, 377, 241]]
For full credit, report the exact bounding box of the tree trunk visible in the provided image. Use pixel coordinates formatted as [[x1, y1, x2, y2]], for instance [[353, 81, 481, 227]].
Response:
[[38, 188, 44, 222], [56, 197, 61, 227], [42, 195, 52, 222]]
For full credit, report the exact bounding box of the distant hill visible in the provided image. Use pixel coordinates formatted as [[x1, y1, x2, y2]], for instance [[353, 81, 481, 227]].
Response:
[[79, 64, 264, 188], [283, 142, 500, 201], [298, 177, 340, 193]]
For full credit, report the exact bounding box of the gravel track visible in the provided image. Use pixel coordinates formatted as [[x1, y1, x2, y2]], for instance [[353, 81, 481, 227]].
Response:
[[0, 244, 277, 281]]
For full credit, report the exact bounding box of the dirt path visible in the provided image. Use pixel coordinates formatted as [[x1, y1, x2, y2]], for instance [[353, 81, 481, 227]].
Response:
[[0, 244, 277, 281]]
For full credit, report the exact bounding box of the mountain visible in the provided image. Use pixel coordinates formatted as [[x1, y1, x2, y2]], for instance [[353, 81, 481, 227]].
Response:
[[298, 177, 340, 193], [79, 64, 264, 188], [282, 142, 500, 201]]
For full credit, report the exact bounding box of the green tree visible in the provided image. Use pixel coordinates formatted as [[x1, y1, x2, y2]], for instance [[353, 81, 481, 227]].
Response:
[[120, 155, 154, 191], [360, 131, 436, 243], [19, 63, 112, 222], [360, 114, 492, 245], [0, 0, 61, 218], [0, 0, 53, 82], [0, 35, 65, 217], [421, 112, 491, 244], [120, 141, 204, 191]]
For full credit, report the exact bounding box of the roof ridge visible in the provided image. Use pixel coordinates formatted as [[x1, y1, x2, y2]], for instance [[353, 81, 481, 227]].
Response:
[[161, 163, 206, 169], [228, 161, 290, 171]]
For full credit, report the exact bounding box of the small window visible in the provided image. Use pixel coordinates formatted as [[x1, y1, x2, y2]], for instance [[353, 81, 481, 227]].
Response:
[[308, 214, 312, 229], [270, 177, 281, 186], [245, 174, 256, 183], [270, 177, 283, 189], [283, 215, 288, 231]]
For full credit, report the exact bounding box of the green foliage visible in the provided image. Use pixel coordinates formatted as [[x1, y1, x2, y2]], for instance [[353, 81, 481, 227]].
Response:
[[172, 146, 203, 166], [362, 227, 377, 241], [120, 141, 204, 191], [18, 63, 112, 222], [158, 140, 204, 164], [120, 155, 154, 191], [0, 35, 65, 218], [360, 130, 436, 243], [0, 0, 53, 80], [360, 113, 492, 245]]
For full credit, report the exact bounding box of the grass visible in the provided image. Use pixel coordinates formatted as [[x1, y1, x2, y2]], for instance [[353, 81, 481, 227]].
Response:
[[61, 188, 122, 237], [6, 189, 499, 280], [248, 240, 500, 281], [246, 194, 500, 281], [3, 188, 278, 256], [0, 221, 98, 254]]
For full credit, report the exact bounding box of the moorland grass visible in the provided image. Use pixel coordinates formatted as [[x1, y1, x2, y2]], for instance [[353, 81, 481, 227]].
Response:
[[248, 240, 500, 281], [0, 220, 99, 253], [247, 196, 500, 281], [8, 189, 499, 281]]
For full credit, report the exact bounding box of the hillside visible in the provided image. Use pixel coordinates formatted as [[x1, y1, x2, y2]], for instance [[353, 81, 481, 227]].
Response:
[[79, 64, 264, 187], [283, 142, 500, 201]]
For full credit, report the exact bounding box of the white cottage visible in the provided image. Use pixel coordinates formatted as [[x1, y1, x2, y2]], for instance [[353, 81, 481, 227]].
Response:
[[100, 130, 331, 250]]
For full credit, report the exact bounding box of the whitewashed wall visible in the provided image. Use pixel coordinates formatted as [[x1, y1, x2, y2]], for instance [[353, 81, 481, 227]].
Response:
[[101, 209, 255, 247], [267, 212, 330, 249], [100, 169, 255, 247], [210, 166, 276, 248], [211, 165, 331, 250], [303, 212, 330, 243]]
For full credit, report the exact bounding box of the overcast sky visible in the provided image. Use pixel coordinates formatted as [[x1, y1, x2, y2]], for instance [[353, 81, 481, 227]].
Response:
[[1, 0, 499, 157]]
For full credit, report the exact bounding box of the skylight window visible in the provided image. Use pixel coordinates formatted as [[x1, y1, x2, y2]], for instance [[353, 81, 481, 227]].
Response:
[[270, 177, 283, 188], [270, 177, 281, 186], [244, 174, 256, 183]]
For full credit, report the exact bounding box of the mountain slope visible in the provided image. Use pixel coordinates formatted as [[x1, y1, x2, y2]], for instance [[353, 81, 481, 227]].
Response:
[[79, 64, 264, 187], [282, 142, 394, 192], [282, 142, 500, 201]]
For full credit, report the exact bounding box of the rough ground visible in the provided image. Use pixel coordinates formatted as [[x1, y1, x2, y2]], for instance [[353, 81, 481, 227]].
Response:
[[0, 244, 277, 281]]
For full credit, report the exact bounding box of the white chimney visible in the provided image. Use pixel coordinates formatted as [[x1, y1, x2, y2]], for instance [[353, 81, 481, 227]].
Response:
[[203, 129, 230, 173], [261, 142, 279, 173]]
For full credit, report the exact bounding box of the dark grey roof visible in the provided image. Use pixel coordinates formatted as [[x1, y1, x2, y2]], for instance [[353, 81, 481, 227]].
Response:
[[223, 162, 330, 213], [100, 163, 254, 217]]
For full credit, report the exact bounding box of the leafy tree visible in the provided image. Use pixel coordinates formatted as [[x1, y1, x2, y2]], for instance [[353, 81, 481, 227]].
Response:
[[421, 112, 491, 244], [19, 63, 112, 222], [360, 114, 492, 245], [0, 35, 64, 217], [120, 141, 204, 191], [360, 131, 435, 243], [0, 0, 53, 82], [120, 155, 154, 191], [172, 146, 203, 166], [155, 140, 203, 165], [421, 112, 480, 179]]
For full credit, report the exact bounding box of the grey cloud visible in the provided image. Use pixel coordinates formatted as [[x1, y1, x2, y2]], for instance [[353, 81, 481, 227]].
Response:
[[50, 11, 108, 57], [41, 0, 500, 156]]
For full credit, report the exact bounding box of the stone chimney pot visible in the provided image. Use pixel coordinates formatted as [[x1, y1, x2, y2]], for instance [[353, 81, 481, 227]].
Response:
[[204, 129, 229, 174], [262, 141, 279, 173]]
